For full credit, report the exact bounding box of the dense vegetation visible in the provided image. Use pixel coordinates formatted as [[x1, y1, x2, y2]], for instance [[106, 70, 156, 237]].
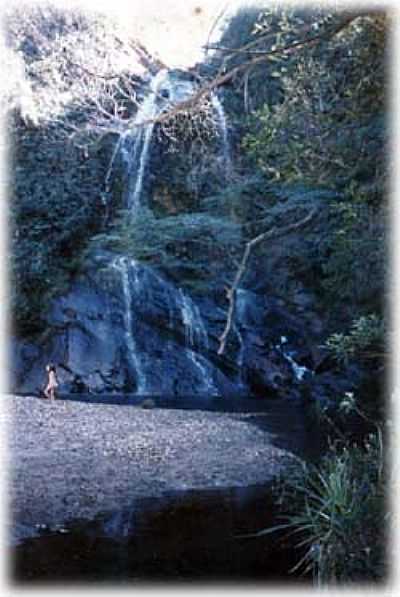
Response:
[[213, 6, 387, 313], [5, 4, 142, 334], [5, 2, 389, 585], [212, 6, 388, 584]]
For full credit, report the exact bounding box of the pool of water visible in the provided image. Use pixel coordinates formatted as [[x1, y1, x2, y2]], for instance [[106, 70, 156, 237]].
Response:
[[11, 483, 312, 585]]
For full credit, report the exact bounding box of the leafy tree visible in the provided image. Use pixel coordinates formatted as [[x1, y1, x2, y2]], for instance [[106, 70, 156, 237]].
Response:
[[241, 10, 387, 312]]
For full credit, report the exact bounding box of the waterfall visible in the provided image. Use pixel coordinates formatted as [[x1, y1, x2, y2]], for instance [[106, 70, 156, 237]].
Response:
[[104, 132, 126, 196], [103, 69, 233, 397], [236, 288, 250, 326], [112, 254, 219, 395], [186, 349, 219, 396], [178, 288, 218, 395], [234, 324, 245, 386], [123, 71, 203, 214], [113, 256, 147, 395], [124, 69, 170, 214], [279, 336, 310, 382], [104, 69, 232, 214], [211, 93, 232, 177], [179, 288, 208, 349], [284, 353, 309, 381]]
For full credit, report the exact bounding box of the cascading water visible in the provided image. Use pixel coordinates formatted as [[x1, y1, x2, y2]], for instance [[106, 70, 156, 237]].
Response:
[[278, 336, 310, 382], [112, 256, 147, 395], [234, 289, 250, 388], [178, 289, 218, 396], [105, 69, 234, 396], [104, 133, 126, 197], [234, 324, 246, 386], [211, 94, 232, 177], [105, 70, 232, 213], [122, 71, 205, 215], [179, 289, 208, 349], [124, 69, 170, 214], [186, 349, 219, 396]]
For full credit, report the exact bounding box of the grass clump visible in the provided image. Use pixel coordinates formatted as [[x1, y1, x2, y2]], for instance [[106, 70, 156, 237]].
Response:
[[249, 425, 387, 586]]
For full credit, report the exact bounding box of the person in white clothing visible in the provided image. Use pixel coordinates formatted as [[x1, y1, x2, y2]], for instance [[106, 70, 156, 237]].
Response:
[[44, 364, 58, 400]]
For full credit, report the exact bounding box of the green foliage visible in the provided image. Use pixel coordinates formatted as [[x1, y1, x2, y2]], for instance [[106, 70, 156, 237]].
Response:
[[252, 429, 386, 585], [243, 14, 387, 188], [5, 4, 141, 335], [200, 174, 274, 224], [211, 5, 329, 118], [325, 314, 386, 365], [9, 126, 107, 335], [211, 5, 269, 117], [244, 381, 388, 586], [292, 433, 386, 584], [319, 201, 386, 307], [241, 10, 387, 311], [86, 208, 242, 291]]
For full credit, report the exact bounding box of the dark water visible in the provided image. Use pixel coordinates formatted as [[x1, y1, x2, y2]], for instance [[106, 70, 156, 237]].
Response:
[[11, 484, 312, 585]]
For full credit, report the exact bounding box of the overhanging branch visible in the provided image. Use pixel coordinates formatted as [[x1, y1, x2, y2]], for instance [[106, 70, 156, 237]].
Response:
[[205, 13, 360, 56], [58, 13, 362, 139], [217, 207, 318, 355], [131, 13, 361, 130]]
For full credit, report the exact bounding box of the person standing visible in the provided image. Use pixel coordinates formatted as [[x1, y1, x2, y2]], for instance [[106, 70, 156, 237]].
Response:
[[44, 364, 58, 400]]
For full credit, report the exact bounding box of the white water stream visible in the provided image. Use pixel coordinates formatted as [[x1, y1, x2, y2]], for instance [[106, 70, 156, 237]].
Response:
[[211, 93, 232, 177], [112, 256, 147, 395], [105, 69, 232, 216], [279, 336, 310, 382], [178, 289, 219, 396], [107, 69, 232, 395], [179, 289, 208, 349]]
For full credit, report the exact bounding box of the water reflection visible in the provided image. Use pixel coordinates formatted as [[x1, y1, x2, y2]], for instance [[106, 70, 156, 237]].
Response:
[[11, 484, 312, 584]]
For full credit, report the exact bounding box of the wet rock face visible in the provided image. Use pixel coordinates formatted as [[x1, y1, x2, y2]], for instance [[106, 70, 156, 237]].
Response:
[[11, 254, 322, 399], [9, 229, 364, 402]]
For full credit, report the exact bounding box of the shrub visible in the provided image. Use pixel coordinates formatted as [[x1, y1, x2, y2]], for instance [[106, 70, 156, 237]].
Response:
[[249, 428, 387, 585], [85, 207, 243, 291], [292, 433, 386, 585], [325, 314, 386, 365]]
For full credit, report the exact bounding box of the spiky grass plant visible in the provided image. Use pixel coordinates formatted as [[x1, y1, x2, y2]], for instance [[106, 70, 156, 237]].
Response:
[[242, 428, 387, 586]]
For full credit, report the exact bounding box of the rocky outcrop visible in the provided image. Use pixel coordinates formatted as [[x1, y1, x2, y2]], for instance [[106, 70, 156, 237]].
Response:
[[10, 245, 343, 401]]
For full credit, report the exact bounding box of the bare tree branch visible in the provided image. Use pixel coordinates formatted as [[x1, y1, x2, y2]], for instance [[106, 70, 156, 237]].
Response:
[[205, 1, 230, 57], [126, 39, 169, 74], [131, 13, 361, 131], [63, 55, 130, 80], [205, 13, 360, 57], [217, 207, 318, 355], [33, 11, 362, 145]]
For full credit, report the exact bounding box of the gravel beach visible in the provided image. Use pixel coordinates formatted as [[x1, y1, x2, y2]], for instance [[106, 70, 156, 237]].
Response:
[[6, 395, 302, 545]]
